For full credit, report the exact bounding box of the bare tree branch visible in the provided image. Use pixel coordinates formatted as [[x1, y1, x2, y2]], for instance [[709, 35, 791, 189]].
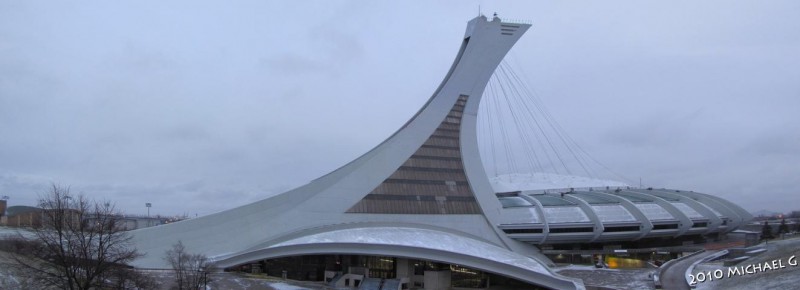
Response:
[[4, 184, 147, 290], [165, 241, 209, 290]]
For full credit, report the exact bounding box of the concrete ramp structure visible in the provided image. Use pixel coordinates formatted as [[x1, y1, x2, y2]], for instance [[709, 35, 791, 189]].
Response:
[[131, 15, 750, 290], [131, 15, 583, 289]]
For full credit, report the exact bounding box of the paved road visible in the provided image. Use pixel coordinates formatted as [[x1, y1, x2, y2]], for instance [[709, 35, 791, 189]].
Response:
[[661, 251, 716, 290]]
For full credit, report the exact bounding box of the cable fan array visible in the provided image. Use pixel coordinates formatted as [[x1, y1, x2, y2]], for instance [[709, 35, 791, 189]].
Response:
[[477, 60, 632, 186]]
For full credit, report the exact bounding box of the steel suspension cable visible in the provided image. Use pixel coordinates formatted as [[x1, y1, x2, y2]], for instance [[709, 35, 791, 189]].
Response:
[[496, 63, 572, 175], [499, 62, 595, 178], [504, 55, 634, 183], [491, 73, 542, 174]]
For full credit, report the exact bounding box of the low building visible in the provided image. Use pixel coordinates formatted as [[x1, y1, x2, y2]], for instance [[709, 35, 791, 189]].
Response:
[[1, 205, 173, 231], [2, 206, 43, 227], [0, 199, 7, 225]]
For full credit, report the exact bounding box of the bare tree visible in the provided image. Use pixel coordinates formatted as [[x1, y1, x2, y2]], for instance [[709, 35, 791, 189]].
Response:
[[165, 240, 209, 290], [106, 264, 157, 290], [6, 184, 144, 290], [777, 218, 789, 235]]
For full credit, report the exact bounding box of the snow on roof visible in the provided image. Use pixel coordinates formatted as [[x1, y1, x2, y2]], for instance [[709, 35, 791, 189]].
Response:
[[671, 202, 705, 219], [635, 203, 675, 221], [270, 226, 549, 274], [490, 173, 628, 193], [592, 205, 637, 222], [543, 207, 591, 223]]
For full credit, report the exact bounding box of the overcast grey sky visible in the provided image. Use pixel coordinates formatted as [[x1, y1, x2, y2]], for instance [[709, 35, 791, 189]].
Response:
[[1, 1, 798, 216]]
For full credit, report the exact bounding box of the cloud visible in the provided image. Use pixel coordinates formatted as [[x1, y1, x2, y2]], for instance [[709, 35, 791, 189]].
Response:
[[1, 0, 798, 216]]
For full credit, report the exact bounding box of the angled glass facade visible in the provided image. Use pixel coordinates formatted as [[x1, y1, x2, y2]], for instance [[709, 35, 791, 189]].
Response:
[[348, 95, 482, 214]]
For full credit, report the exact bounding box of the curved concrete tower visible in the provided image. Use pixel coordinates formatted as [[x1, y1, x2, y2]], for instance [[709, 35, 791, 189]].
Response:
[[131, 15, 585, 289]]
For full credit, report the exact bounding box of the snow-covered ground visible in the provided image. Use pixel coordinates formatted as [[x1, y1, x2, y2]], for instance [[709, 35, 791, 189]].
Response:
[[490, 172, 629, 192], [268, 282, 313, 290], [0, 260, 20, 289], [159, 272, 321, 290], [0, 251, 44, 289], [693, 237, 800, 290], [554, 264, 656, 290], [0, 226, 33, 238], [201, 274, 319, 290], [0, 259, 322, 290]]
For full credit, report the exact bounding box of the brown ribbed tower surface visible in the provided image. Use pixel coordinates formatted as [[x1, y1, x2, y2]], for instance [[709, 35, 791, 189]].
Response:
[[347, 95, 481, 214]]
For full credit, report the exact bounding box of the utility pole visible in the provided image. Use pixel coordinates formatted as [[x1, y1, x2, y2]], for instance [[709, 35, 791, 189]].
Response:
[[1, 196, 8, 220]]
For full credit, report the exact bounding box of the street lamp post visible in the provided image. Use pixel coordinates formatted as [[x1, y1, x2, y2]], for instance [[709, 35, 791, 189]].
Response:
[[199, 268, 208, 289], [1, 196, 8, 218]]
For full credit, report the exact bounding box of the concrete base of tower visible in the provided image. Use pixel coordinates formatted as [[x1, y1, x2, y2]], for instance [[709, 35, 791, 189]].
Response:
[[208, 225, 584, 290], [224, 254, 572, 290]]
